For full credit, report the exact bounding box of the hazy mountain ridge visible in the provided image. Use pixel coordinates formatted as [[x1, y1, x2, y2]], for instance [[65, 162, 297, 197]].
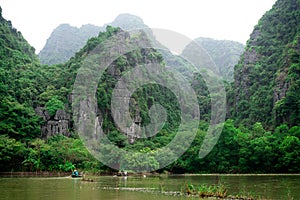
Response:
[[183, 37, 244, 81], [109, 13, 148, 30], [38, 23, 103, 65], [38, 13, 244, 76], [38, 13, 148, 65]]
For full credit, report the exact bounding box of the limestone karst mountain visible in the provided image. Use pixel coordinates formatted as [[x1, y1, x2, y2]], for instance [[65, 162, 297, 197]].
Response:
[[232, 0, 300, 128], [38, 13, 148, 65], [38, 23, 103, 65]]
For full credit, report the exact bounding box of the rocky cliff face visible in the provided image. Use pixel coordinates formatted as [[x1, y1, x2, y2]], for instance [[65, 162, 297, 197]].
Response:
[[233, 0, 300, 127], [35, 107, 70, 138], [63, 26, 172, 144]]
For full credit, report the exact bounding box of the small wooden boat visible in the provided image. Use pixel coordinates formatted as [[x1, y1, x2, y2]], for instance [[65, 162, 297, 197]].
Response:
[[71, 170, 82, 178], [117, 171, 128, 177], [71, 174, 82, 178]]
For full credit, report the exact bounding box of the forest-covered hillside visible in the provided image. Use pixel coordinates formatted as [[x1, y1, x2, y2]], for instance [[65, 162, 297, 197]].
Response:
[[0, 7, 94, 172], [232, 0, 300, 128], [0, 7, 41, 141], [0, 0, 300, 173]]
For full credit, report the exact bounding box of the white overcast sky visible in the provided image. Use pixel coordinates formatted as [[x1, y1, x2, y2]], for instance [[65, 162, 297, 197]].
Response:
[[0, 0, 276, 53]]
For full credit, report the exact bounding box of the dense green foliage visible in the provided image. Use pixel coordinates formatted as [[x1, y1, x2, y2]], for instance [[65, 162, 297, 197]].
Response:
[[0, 134, 98, 172], [274, 32, 300, 126], [0, 8, 95, 172], [45, 95, 64, 117], [180, 121, 300, 173], [1, 0, 300, 174], [233, 0, 300, 128], [0, 8, 42, 142]]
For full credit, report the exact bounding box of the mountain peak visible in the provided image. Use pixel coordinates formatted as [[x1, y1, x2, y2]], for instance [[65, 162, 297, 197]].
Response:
[[38, 23, 103, 65], [110, 13, 148, 30], [38, 13, 149, 65]]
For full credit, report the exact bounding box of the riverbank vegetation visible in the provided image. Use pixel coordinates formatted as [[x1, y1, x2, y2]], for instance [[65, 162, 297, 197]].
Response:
[[1, 119, 299, 174]]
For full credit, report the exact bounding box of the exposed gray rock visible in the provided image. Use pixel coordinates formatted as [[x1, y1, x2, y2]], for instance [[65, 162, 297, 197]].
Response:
[[35, 106, 50, 121], [274, 69, 290, 103], [35, 107, 70, 138], [42, 119, 70, 138], [243, 48, 259, 65], [54, 109, 70, 120]]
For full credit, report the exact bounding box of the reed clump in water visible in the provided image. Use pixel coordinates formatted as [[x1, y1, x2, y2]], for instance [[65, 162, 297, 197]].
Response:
[[184, 182, 257, 199], [185, 182, 227, 198]]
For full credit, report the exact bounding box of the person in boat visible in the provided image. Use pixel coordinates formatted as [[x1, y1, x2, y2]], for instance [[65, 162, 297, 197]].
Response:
[[117, 170, 128, 176], [72, 169, 79, 177]]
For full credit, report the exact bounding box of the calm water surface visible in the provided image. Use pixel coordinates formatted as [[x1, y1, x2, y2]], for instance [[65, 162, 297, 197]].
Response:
[[0, 174, 299, 199]]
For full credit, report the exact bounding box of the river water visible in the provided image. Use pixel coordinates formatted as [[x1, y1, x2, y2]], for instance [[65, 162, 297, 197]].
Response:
[[0, 174, 299, 199]]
